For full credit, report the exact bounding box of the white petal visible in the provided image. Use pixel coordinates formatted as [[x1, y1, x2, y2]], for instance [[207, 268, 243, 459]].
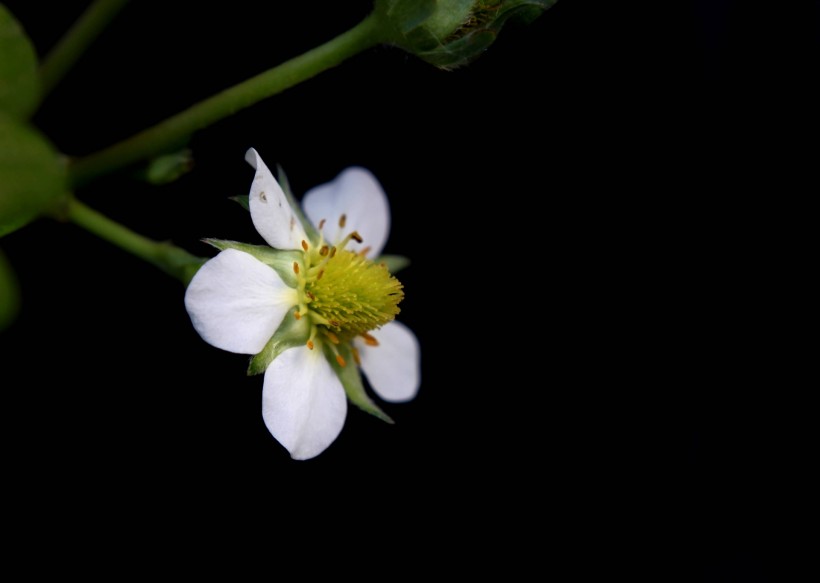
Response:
[[262, 346, 347, 460], [355, 321, 421, 403], [302, 167, 390, 258], [185, 249, 297, 354], [245, 148, 308, 250]]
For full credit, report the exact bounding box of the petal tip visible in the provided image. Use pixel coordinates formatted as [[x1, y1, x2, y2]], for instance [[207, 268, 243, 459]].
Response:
[[245, 147, 260, 168]]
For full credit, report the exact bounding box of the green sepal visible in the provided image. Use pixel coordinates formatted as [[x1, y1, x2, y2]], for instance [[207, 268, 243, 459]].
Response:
[[247, 311, 310, 376], [375, 254, 410, 274], [0, 4, 39, 119], [326, 342, 394, 424], [229, 195, 250, 211], [276, 164, 319, 245], [203, 238, 302, 288], [0, 112, 68, 237], [0, 247, 20, 330]]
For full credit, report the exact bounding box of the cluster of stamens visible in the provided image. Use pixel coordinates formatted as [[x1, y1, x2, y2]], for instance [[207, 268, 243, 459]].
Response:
[[290, 214, 404, 367]]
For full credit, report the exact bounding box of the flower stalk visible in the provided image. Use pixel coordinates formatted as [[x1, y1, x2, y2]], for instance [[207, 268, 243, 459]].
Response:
[[39, 0, 131, 100], [67, 12, 386, 188], [65, 197, 205, 284]]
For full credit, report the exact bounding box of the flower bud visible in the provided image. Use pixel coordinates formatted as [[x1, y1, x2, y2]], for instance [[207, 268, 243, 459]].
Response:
[[375, 0, 558, 69]]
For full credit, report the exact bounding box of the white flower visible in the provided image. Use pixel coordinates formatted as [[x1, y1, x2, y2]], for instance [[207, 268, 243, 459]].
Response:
[[185, 148, 421, 460]]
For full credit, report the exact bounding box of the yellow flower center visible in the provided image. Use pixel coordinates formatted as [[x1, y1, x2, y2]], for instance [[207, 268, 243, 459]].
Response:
[[291, 216, 403, 364]]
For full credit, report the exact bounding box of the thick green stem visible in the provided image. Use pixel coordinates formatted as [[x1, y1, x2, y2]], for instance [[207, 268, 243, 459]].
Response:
[[39, 0, 130, 100], [65, 198, 205, 285], [68, 12, 386, 188]]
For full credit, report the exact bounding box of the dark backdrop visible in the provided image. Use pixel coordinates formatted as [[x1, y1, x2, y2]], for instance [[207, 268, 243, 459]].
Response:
[[2, 1, 814, 577]]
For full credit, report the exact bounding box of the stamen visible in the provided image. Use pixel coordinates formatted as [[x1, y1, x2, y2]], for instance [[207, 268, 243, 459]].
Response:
[[318, 219, 326, 230], [336, 354, 346, 367], [316, 269, 324, 281], [301, 240, 309, 251], [306, 340, 314, 350], [359, 246, 372, 256], [338, 232, 364, 249], [306, 291, 316, 301], [330, 247, 337, 258], [338, 214, 347, 228], [292, 262, 299, 274], [309, 313, 331, 327], [294, 311, 301, 320], [361, 332, 379, 347], [325, 331, 340, 345], [320, 245, 329, 256], [352, 347, 362, 366]]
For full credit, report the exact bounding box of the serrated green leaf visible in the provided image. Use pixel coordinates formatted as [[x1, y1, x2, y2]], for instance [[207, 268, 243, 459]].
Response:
[[247, 311, 310, 375], [0, 112, 67, 237], [0, 247, 20, 330], [0, 4, 39, 119], [326, 342, 394, 424]]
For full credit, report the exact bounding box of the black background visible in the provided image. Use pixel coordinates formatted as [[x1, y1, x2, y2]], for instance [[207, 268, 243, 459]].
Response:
[[2, 0, 815, 576]]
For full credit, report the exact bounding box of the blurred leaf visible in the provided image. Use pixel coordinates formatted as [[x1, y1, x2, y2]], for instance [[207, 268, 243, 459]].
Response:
[[0, 4, 39, 119], [0, 247, 20, 330], [0, 112, 68, 237]]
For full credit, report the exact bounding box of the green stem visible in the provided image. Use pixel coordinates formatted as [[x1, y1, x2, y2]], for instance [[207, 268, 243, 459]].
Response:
[[39, 0, 130, 100], [65, 198, 205, 285], [68, 12, 386, 189]]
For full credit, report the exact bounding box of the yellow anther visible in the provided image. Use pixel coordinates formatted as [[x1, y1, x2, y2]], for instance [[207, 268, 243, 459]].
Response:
[[306, 340, 314, 350], [339, 214, 347, 228], [301, 240, 309, 251], [293, 261, 299, 274], [336, 354, 346, 367], [361, 332, 379, 347]]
